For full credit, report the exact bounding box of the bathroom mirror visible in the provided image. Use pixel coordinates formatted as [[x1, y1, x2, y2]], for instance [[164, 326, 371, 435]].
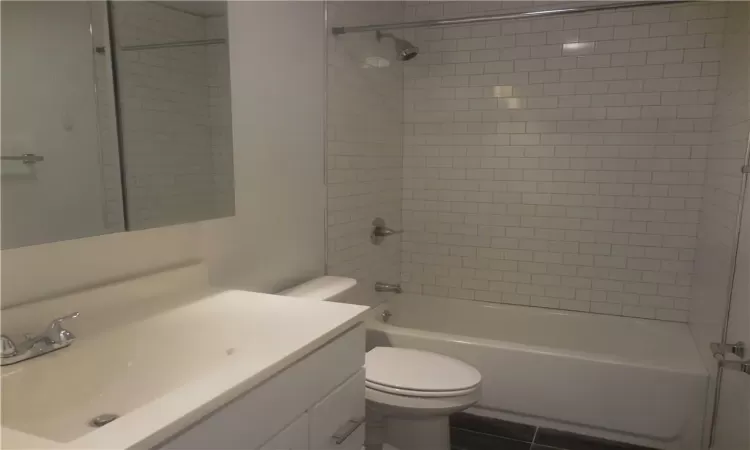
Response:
[[0, 0, 234, 249]]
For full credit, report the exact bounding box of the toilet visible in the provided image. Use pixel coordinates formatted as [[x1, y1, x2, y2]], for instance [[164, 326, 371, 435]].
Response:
[[281, 277, 482, 450], [364, 347, 481, 450]]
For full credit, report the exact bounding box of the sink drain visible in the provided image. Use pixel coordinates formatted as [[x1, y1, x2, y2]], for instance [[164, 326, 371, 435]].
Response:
[[89, 414, 119, 428]]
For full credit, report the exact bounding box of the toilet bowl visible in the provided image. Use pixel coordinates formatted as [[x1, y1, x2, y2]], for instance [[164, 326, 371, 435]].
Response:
[[279, 277, 482, 450], [364, 347, 481, 450]]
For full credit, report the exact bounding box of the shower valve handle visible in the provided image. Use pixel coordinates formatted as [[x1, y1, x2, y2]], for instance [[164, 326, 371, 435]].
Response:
[[371, 217, 402, 245]]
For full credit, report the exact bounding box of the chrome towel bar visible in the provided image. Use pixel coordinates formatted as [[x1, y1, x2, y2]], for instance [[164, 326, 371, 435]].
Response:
[[1, 154, 44, 164]]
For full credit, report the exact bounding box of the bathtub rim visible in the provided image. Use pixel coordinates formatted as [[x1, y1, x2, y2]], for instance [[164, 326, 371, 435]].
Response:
[[367, 302, 707, 377]]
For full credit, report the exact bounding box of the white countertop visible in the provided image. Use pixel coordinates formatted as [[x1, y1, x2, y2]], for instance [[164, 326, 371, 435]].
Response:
[[1, 266, 369, 449]]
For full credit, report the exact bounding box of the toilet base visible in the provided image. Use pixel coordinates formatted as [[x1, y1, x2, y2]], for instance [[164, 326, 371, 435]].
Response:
[[366, 405, 450, 450], [364, 360, 480, 450], [387, 416, 450, 450]]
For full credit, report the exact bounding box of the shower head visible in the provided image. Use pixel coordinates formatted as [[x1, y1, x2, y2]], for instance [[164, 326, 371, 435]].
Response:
[[376, 30, 419, 61]]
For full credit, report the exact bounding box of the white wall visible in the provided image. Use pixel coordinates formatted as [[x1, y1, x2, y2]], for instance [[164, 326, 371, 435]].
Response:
[[400, 1, 726, 322], [203, 0, 327, 294], [326, 1, 405, 307], [712, 171, 750, 450], [0, 224, 203, 307], [691, 2, 750, 446], [1, 1, 327, 308]]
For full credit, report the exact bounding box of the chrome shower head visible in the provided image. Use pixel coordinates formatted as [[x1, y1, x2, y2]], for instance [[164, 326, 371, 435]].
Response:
[[376, 30, 419, 61], [399, 46, 420, 61]]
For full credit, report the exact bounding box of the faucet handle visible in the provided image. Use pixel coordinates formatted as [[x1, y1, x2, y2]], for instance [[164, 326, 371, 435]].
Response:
[[1, 335, 17, 358], [50, 312, 80, 325], [371, 217, 403, 245], [44, 312, 80, 344], [373, 226, 402, 237]]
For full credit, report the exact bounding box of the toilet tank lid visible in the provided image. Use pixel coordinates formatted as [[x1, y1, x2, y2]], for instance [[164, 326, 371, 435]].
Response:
[[279, 276, 357, 301]]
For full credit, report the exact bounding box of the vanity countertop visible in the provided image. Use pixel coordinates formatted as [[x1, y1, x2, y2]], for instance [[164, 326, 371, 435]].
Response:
[[1, 267, 369, 449]]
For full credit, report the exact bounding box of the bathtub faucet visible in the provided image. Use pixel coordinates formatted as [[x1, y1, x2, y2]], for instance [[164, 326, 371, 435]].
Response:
[[374, 282, 402, 294]]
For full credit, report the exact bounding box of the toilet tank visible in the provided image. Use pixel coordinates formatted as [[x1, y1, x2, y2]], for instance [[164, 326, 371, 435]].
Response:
[[279, 276, 357, 302]]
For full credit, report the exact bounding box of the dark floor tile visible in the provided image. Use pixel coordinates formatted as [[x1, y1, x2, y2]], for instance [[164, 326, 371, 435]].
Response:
[[451, 413, 537, 442], [451, 427, 532, 450], [530, 446, 564, 450], [534, 428, 658, 450]]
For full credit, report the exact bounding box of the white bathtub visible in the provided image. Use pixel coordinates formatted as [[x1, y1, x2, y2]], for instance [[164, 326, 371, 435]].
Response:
[[367, 295, 708, 448]]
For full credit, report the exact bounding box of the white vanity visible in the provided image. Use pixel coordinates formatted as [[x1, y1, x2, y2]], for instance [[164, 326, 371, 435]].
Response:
[[1, 265, 369, 449]]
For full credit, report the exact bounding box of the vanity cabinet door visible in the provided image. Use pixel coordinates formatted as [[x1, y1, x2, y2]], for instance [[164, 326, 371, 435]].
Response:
[[260, 413, 309, 450], [308, 369, 365, 450]]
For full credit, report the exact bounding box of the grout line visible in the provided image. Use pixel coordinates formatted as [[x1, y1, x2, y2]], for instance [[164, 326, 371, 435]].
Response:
[[532, 426, 539, 443]]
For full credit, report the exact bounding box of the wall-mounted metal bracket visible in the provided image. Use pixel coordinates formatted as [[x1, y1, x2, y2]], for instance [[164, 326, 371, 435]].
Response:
[[711, 341, 746, 359], [720, 359, 750, 375]]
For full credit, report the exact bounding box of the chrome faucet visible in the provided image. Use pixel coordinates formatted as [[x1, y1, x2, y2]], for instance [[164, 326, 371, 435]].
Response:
[[374, 282, 402, 294], [1, 312, 79, 366]]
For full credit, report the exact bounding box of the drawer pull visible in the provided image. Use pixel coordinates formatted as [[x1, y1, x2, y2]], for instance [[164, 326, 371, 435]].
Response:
[[332, 417, 365, 444]]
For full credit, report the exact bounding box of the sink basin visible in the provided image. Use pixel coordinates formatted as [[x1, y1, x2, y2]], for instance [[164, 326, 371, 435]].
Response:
[[1, 267, 368, 448], [3, 292, 245, 442]]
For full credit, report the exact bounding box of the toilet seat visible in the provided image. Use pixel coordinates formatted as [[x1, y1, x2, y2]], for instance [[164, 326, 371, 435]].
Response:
[[365, 379, 478, 397], [365, 347, 481, 399]]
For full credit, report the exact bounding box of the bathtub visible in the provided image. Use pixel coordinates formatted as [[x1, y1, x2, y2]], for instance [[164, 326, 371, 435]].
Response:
[[367, 295, 708, 447]]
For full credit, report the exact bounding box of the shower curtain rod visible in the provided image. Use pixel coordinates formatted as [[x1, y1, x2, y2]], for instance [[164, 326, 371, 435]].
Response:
[[331, 0, 691, 35]]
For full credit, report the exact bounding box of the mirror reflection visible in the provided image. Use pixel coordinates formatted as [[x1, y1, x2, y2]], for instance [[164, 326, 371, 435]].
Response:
[[0, 1, 234, 249], [112, 1, 234, 230]]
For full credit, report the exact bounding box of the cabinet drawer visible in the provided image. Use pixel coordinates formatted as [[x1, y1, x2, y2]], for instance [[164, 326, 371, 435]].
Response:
[[309, 370, 365, 450], [260, 413, 309, 450]]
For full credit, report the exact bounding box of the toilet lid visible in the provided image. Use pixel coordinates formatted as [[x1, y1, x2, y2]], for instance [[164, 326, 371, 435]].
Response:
[[365, 347, 481, 392]]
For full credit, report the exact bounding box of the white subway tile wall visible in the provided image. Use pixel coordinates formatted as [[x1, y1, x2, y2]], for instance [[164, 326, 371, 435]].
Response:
[[113, 2, 233, 230], [326, 2, 405, 306], [400, 1, 727, 321]]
